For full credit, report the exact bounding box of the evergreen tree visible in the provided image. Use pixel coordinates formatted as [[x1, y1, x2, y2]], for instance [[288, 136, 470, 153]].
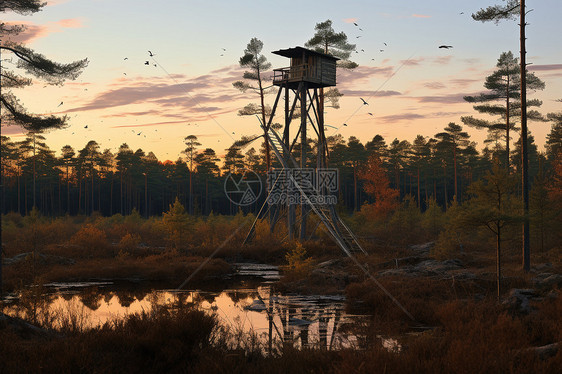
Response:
[[435, 123, 471, 201], [462, 51, 544, 170], [545, 111, 562, 162], [460, 161, 520, 301], [233, 38, 272, 169], [305, 19, 356, 109], [0, 1, 88, 132], [182, 135, 201, 215]]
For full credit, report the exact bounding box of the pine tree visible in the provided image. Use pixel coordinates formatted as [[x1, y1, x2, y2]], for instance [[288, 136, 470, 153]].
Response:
[[305, 20, 356, 110], [435, 123, 470, 201], [233, 38, 272, 169], [460, 161, 520, 301], [462, 51, 544, 170], [0, 2, 88, 132]]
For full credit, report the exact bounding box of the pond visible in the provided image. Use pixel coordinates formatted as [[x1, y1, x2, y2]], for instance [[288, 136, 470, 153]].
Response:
[[2, 263, 392, 351]]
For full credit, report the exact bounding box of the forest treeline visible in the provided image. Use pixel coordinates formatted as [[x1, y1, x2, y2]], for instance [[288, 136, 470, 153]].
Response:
[[1, 117, 562, 219]]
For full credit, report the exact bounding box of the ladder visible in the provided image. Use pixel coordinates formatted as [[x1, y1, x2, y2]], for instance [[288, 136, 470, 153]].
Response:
[[255, 123, 367, 256]]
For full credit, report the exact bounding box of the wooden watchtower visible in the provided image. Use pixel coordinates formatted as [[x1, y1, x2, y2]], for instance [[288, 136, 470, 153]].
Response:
[[246, 46, 365, 254], [271, 47, 338, 239]]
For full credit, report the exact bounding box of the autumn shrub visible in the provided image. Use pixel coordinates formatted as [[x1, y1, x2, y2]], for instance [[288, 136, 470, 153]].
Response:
[[282, 242, 314, 281], [69, 224, 109, 256], [117, 232, 141, 254], [34, 217, 79, 246], [162, 197, 193, 250]]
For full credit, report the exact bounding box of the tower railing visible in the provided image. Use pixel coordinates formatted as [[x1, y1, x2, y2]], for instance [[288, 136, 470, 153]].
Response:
[[273, 64, 320, 84]]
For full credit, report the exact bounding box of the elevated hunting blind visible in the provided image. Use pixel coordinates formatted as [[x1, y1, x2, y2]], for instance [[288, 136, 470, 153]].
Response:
[[272, 46, 338, 88], [244, 46, 365, 256]]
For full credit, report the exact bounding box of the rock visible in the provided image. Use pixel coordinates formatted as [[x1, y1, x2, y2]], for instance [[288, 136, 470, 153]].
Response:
[[3, 252, 75, 266], [409, 242, 434, 255], [531, 263, 552, 272], [244, 299, 266, 311], [529, 342, 560, 360], [413, 259, 462, 274], [532, 273, 562, 288], [503, 288, 537, 314]]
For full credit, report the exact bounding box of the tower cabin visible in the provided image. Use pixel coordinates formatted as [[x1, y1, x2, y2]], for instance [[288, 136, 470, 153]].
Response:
[[272, 46, 339, 89]]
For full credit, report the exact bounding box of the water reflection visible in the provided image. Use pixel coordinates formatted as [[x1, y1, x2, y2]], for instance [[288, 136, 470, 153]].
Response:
[[6, 285, 370, 350]]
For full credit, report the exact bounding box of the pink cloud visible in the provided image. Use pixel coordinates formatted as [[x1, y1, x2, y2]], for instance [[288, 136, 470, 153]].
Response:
[[2, 18, 84, 44], [343, 18, 358, 24], [412, 14, 431, 18], [56, 18, 84, 28], [3, 22, 50, 44]]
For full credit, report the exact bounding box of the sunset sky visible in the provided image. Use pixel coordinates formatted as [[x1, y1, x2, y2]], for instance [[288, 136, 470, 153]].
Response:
[[3, 0, 562, 161]]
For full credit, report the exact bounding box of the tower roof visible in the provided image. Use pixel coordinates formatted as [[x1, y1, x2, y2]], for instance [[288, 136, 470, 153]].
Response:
[[272, 46, 340, 61]]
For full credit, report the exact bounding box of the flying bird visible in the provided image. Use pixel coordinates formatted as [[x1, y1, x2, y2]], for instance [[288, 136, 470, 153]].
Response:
[[384, 42, 387, 46], [343, 123, 348, 127], [222, 48, 226, 51], [57, 101, 63, 107], [439, 45, 453, 49], [84, 125, 88, 129], [148, 50, 154, 56], [380, 49, 384, 52], [360, 98, 369, 105], [359, 28, 363, 31], [353, 22, 358, 26], [368, 112, 373, 116], [144, 61, 149, 65], [356, 36, 362, 38], [124, 57, 128, 60], [361, 49, 365, 52], [137, 132, 142, 135]]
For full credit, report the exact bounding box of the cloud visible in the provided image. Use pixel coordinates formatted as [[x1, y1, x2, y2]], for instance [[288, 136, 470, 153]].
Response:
[[3, 22, 50, 44], [423, 82, 446, 90], [433, 56, 453, 65], [412, 14, 431, 18], [343, 18, 358, 24], [1, 125, 25, 136], [378, 113, 425, 123], [450, 78, 480, 89], [56, 18, 83, 28], [65, 69, 247, 114], [528, 64, 562, 71], [340, 89, 402, 97], [400, 57, 425, 66], [414, 93, 469, 104], [3, 18, 84, 44], [337, 65, 394, 87]]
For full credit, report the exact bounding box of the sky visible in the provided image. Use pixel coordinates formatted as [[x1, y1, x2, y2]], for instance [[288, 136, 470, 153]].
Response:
[[2, 0, 562, 162]]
